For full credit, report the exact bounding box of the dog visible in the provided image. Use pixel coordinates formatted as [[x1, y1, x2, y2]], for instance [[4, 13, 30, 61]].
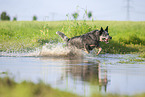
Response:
[[56, 26, 112, 55]]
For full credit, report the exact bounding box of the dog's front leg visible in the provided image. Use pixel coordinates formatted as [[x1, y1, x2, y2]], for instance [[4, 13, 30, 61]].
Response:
[[96, 47, 102, 55]]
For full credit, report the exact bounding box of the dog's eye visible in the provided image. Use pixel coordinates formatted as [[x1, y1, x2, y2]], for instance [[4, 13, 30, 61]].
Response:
[[105, 32, 109, 35], [105, 31, 109, 35]]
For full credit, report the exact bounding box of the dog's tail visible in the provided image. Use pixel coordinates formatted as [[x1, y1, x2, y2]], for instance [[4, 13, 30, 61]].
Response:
[[56, 31, 70, 42]]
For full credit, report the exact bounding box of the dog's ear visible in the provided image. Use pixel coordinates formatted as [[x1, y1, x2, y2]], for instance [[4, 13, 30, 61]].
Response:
[[105, 26, 108, 32], [100, 27, 103, 32], [99, 27, 103, 35]]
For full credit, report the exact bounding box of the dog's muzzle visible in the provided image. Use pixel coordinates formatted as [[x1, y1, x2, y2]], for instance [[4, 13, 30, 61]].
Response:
[[104, 36, 112, 44]]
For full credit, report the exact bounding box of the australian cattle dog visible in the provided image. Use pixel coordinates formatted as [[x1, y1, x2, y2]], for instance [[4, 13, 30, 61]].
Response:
[[56, 26, 112, 55]]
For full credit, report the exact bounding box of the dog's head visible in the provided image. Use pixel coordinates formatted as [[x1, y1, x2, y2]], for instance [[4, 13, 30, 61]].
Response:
[[99, 26, 112, 44]]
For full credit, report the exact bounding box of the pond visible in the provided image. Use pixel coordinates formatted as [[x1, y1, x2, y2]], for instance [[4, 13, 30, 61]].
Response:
[[0, 43, 145, 96]]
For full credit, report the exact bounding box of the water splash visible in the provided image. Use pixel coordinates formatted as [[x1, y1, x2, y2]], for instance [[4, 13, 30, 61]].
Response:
[[0, 43, 83, 58], [39, 43, 83, 58]]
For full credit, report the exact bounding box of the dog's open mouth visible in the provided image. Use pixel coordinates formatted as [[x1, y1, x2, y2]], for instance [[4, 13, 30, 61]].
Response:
[[102, 38, 109, 44], [104, 38, 109, 44]]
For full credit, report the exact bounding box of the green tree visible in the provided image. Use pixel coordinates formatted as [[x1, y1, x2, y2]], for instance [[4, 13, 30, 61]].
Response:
[[13, 17, 17, 21], [88, 11, 92, 19], [1, 12, 10, 21], [33, 15, 37, 21], [72, 12, 79, 20]]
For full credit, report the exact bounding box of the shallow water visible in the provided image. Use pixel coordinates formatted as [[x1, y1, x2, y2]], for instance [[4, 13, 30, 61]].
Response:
[[0, 43, 145, 96]]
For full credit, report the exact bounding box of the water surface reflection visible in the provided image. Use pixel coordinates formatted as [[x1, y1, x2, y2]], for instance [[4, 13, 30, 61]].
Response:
[[0, 55, 145, 96], [39, 57, 109, 96]]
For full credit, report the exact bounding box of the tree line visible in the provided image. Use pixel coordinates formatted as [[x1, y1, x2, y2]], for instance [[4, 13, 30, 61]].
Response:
[[0, 11, 92, 21], [0, 11, 37, 21]]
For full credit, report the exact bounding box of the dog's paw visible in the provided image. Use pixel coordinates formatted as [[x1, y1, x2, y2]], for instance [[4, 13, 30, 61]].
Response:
[[96, 53, 99, 55], [84, 50, 89, 54]]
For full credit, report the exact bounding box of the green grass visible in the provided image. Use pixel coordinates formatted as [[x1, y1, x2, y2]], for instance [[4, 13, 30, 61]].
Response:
[[0, 20, 145, 56], [118, 58, 145, 64], [0, 21, 63, 52], [0, 77, 145, 97], [0, 77, 80, 97]]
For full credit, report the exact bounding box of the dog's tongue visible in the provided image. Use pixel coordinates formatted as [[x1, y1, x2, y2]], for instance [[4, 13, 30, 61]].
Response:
[[105, 38, 109, 44]]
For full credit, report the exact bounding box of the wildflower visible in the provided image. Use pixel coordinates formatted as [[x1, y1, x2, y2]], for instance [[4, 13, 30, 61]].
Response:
[[40, 30, 43, 33]]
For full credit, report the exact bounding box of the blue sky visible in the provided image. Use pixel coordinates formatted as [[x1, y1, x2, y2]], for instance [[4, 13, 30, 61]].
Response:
[[0, 0, 145, 21]]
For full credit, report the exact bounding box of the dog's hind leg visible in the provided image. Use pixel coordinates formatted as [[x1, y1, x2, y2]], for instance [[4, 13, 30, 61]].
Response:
[[84, 44, 90, 54]]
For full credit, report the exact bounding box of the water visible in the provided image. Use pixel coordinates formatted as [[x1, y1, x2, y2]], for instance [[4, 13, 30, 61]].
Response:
[[0, 43, 145, 96]]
